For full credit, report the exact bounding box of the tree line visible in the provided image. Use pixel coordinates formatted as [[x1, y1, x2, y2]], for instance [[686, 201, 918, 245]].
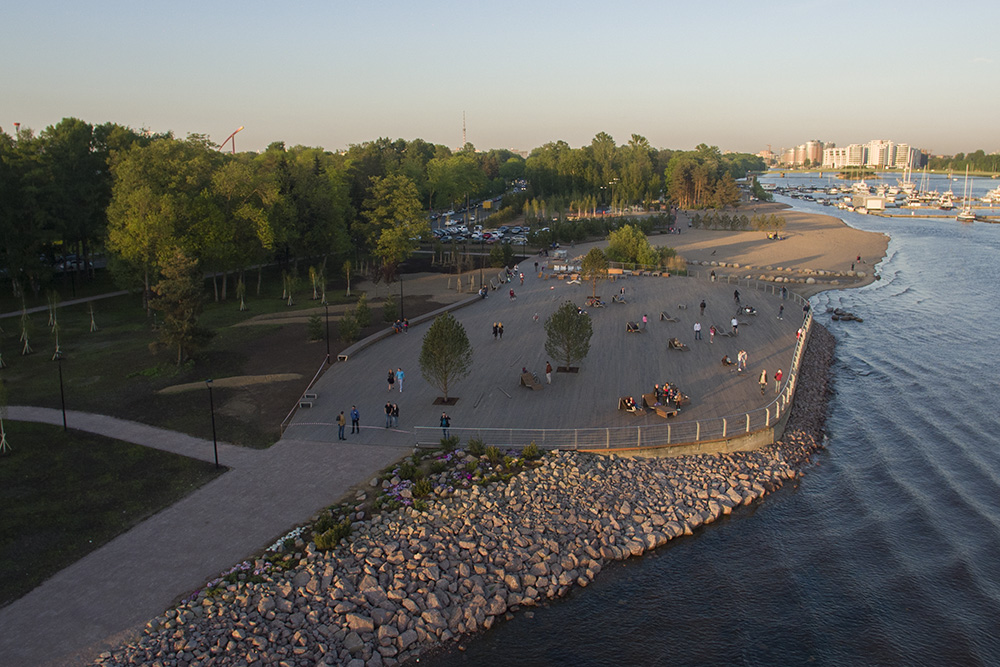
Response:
[[1, 119, 766, 305], [927, 150, 1000, 174]]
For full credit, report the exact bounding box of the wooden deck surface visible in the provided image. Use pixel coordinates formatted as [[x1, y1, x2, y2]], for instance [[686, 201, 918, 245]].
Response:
[[286, 268, 804, 446]]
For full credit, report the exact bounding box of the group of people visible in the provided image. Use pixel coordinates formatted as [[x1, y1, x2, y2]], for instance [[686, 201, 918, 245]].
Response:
[[391, 318, 409, 334], [492, 322, 505, 339], [384, 401, 400, 428], [721, 349, 749, 372], [654, 382, 684, 406]]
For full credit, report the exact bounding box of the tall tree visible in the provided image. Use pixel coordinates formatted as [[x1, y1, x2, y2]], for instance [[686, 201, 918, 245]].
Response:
[[544, 301, 593, 370], [359, 173, 429, 270], [150, 248, 213, 365], [419, 312, 473, 401], [580, 247, 609, 298]]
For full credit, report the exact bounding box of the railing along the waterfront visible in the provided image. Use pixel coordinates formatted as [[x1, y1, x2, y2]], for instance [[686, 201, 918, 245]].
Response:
[[413, 274, 814, 450]]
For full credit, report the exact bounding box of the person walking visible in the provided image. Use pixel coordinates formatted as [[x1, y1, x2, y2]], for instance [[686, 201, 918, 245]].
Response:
[[336, 411, 346, 440], [396, 367, 404, 392], [440, 412, 451, 439], [778, 304, 784, 320], [642, 314, 648, 330], [734, 289, 741, 305], [350, 405, 360, 434], [759, 369, 768, 395], [386, 368, 395, 392], [781, 286, 788, 300], [774, 369, 783, 393], [731, 316, 739, 336], [693, 321, 702, 340], [509, 288, 516, 301], [498, 322, 504, 340], [738, 349, 748, 372], [545, 361, 553, 384], [493, 322, 499, 340], [700, 299, 706, 316], [519, 272, 524, 285], [709, 324, 716, 344], [384, 401, 393, 428], [391, 403, 399, 428]]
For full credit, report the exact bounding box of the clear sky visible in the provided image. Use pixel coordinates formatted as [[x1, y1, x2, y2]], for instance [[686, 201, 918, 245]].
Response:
[[3, 0, 997, 155]]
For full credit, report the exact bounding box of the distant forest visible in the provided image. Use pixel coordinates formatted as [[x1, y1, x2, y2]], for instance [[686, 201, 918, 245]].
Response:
[[928, 150, 1000, 173]]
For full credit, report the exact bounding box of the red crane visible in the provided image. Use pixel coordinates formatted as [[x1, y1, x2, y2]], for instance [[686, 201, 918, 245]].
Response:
[[219, 126, 244, 154]]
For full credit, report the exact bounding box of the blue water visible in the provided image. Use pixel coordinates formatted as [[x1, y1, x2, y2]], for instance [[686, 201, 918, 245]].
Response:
[[431, 176, 1000, 666]]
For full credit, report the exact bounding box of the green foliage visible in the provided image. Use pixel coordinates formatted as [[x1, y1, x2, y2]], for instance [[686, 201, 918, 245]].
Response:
[[440, 435, 459, 452], [580, 247, 609, 297], [339, 308, 360, 343], [544, 301, 593, 370], [382, 293, 397, 323], [419, 312, 473, 401], [429, 460, 448, 474], [503, 455, 516, 469], [522, 441, 541, 460], [413, 478, 433, 498], [355, 292, 371, 328], [149, 248, 214, 365], [467, 438, 485, 456], [306, 314, 323, 341], [413, 499, 429, 512], [605, 224, 661, 267], [397, 461, 418, 481], [314, 519, 352, 550], [360, 173, 430, 265], [485, 445, 501, 464], [488, 242, 515, 268], [465, 460, 479, 473]]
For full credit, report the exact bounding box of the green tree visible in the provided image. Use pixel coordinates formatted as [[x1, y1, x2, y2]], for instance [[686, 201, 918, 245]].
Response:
[[360, 173, 429, 268], [713, 172, 741, 209], [580, 247, 609, 298], [355, 292, 371, 328], [150, 248, 214, 365], [339, 308, 360, 343], [419, 312, 473, 401], [488, 242, 515, 268], [605, 224, 659, 267], [544, 301, 593, 370]]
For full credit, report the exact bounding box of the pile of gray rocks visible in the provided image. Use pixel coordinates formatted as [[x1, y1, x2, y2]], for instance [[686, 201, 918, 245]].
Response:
[[97, 326, 835, 667]]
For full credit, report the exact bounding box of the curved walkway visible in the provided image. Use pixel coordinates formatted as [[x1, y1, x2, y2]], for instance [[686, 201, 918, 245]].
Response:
[[0, 410, 408, 667], [0, 252, 804, 666]]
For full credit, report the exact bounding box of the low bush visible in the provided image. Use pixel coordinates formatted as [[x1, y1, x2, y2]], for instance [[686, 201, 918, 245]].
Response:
[[485, 445, 501, 464], [522, 441, 541, 460], [314, 519, 352, 551], [467, 438, 485, 456]]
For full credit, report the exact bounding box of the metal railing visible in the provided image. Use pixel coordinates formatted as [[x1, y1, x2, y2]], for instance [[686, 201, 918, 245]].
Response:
[[414, 274, 814, 450]]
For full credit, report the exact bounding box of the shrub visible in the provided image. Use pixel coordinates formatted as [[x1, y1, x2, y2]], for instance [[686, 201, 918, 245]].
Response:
[[503, 455, 516, 469], [522, 441, 541, 460], [465, 460, 479, 474], [414, 499, 429, 512], [314, 520, 352, 551], [307, 314, 324, 341], [485, 445, 501, 464], [429, 460, 447, 474], [467, 438, 485, 456], [397, 462, 418, 481], [441, 435, 459, 452], [413, 478, 432, 498], [339, 308, 359, 343], [355, 293, 371, 328], [313, 513, 335, 534], [382, 293, 397, 323]]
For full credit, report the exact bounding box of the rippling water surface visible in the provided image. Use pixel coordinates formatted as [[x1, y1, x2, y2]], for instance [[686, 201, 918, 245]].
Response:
[[432, 181, 1000, 666]]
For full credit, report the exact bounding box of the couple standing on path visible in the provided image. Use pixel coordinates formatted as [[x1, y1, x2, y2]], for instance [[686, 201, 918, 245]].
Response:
[[492, 322, 504, 340], [337, 405, 364, 439], [387, 367, 404, 392], [384, 402, 399, 428]]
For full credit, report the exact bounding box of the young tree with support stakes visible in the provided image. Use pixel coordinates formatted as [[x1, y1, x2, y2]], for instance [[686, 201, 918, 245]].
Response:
[[581, 247, 609, 298], [150, 248, 214, 365], [419, 312, 473, 402], [544, 301, 593, 371]]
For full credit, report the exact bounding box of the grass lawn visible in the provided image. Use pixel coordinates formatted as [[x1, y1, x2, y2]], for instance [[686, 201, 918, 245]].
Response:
[[0, 421, 224, 607]]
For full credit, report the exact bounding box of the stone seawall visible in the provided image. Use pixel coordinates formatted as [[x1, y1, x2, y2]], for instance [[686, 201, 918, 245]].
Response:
[[97, 325, 836, 667]]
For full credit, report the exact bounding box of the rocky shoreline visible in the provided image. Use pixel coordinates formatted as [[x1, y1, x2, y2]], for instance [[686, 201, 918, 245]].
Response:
[[96, 325, 835, 667]]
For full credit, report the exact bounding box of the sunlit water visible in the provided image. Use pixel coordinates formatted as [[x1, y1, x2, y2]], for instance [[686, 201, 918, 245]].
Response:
[[430, 175, 1000, 666]]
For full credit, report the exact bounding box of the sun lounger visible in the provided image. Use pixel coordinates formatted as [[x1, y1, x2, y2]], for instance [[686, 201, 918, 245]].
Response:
[[618, 397, 642, 413], [659, 312, 678, 322], [520, 371, 543, 391], [668, 338, 689, 351], [626, 321, 642, 333], [612, 294, 626, 304]]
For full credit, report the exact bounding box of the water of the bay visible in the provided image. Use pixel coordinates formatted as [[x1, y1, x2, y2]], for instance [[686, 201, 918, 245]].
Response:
[[431, 174, 1000, 666]]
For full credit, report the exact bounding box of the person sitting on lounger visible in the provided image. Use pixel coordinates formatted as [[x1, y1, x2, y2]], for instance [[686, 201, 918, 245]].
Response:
[[669, 338, 685, 349]]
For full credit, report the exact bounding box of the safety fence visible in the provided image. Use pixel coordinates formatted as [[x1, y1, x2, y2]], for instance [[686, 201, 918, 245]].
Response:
[[414, 274, 814, 450]]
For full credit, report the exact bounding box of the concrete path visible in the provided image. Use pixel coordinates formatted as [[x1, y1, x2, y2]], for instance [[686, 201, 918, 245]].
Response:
[[0, 413, 408, 666], [0, 256, 803, 666]]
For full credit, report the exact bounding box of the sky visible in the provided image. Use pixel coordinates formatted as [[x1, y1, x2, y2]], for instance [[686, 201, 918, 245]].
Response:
[[3, 0, 998, 156]]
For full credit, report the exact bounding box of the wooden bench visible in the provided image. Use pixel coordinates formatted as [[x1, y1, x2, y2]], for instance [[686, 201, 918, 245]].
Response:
[[299, 400, 313, 409], [655, 405, 679, 419], [612, 294, 626, 304], [520, 372, 543, 391], [618, 397, 642, 414], [659, 312, 678, 322], [626, 321, 642, 333], [641, 392, 658, 410], [337, 353, 349, 361], [668, 338, 689, 351]]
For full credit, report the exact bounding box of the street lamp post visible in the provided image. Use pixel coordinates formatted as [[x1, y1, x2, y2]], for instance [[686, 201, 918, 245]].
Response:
[[205, 379, 219, 469], [324, 304, 331, 365], [56, 354, 67, 431]]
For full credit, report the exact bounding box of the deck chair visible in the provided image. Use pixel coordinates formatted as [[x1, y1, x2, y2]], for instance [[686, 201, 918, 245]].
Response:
[[668, 338, 689, 351], [618, 397, 642, 413], [612, 294, 626, 304], [520, 371, 543, 391], [715, 324, 734, 337], [626, 321, 641, 333], [659, 312, 678, 322]]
